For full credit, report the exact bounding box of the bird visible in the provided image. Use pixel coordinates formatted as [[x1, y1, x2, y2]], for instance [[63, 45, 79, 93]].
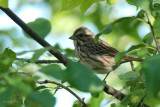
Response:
[[69, 27, 142, 74]]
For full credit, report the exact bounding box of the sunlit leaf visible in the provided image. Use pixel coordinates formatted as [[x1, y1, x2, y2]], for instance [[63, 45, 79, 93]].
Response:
[[24, 18, 51, 39], [106, 0, 117, 6], [0, 0, 8, 8], [88, 92, 104, 107], [61, 0, 84, 10], [65, 61, 104, 94], [73, 100, 83, 107]]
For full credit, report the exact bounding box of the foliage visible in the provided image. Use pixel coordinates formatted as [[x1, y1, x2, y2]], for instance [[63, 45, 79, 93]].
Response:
[[0, 0, 8, 8], [1, 0, 160, 106]]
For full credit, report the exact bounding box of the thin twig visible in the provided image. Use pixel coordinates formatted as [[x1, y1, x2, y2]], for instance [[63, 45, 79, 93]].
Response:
[[16, 58, 61, 64], [37, 80, 87, 107], [0, 7, 70, 65], [145, 11, 160, 53], [130, 61, 135, 71]]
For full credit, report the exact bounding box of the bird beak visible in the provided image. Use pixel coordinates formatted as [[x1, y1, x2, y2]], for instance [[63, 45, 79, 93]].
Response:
[[69, 35, 77, 40]]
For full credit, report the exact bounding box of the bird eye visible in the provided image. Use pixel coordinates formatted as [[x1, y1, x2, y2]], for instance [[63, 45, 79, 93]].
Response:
[[79, 34, 83, 37]]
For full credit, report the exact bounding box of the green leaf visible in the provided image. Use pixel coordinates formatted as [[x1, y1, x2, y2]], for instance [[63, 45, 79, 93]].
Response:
[[100, 24, 112, 34], [30, 47, 52, 62], [153, 16, 160, 37], [39, 64, 63, 80], [88, 92, 104, 107], [106, 0, 118, 6], [142, 55, 160, 98], [137, 48, 148, 58], [64, 48, 76, 57], [0, 86, 14, 107], [153, 16, 160, 28], [130, 89, 145, 105], [95, 16, 136, 41], [94, 33, 102, 43], [115, 51, 127, 65], [4, 74, 35, 95], [127, 0, 150, 11], [142, 33, 153, 45], [0, 0, 8, 8], [0, 48, 16, 71], [24, 18, 51, 39], [61, 0, 84, 10], [73, 100, 83, 107], [153, 17, 160, 38], [137, 10, 145, 19], [118, 71, 139, 81], [126, 0, 135, 5], [153, 3, 160, 10], [115, 44, 145, 65], [80, 0, 104, 14], [35, 86, 48, 91], [65, 61, 104, 94], [127, 44, 146, 52], [26, 90, 56, 107]]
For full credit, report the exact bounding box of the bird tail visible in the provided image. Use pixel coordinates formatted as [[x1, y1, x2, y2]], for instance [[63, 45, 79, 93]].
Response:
[[123, 56, 143, 62]]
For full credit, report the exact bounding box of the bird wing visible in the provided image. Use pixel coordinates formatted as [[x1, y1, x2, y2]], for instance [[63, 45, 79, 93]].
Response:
[[81, 39, 119, 56]]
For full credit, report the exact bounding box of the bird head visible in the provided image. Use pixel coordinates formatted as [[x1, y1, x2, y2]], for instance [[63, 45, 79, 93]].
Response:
[[69, 27, 95, 45]]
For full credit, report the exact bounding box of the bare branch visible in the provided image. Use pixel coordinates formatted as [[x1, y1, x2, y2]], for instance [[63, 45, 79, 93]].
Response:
[[0, 7, 70, 66], [16, 58, 61, 64], [37, 80, 87, 107], [103, 85, 125, 100], [145, 11, 160, 54]]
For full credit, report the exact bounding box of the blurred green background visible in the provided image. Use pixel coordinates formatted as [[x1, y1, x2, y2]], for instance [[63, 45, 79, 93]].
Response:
[[0, 0, 152, 106]]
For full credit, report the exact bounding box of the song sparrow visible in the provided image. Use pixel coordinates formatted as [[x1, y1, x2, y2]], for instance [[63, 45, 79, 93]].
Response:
[[69, 27, 142, 74]]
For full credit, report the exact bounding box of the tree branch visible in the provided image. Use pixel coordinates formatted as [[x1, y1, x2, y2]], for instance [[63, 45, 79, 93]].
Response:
[[103, 85, 125, 100], [0, 7, 70, 66], [145, 11, 160, 54], [37, 80, 87, 107], [16, 58, 61, 64]]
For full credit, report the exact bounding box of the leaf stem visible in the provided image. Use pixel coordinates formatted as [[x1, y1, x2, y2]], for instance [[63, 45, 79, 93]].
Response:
[[145, 11, 160, 54]]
